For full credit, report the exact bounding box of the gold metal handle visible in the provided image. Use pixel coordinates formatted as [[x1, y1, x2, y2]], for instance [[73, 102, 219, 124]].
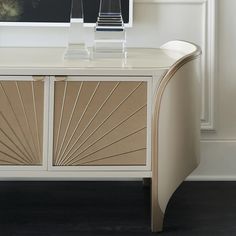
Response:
[[55, 76, 67, 81], [33, 76, 45, 81]]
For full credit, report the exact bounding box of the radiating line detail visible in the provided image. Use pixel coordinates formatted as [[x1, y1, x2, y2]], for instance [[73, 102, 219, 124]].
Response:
[[65, 104, 147, 166], [55, 82, 84, 165], [54, 81, 68, 158], [79, 148, 147, 166], [0, 111, 32, 163], [0, 81, 44, 165], [55, 81, 101, 164], [59, 82, 143, 165], [53, 81, 147, 166], [0, 140, 28, 165], [16, 82, 39, 161], [57, 81, 120, 166], [0, 82, 37, 162], [0, 150, 24, 165], [31, 81, 42, 163], [67, 127, 147, 166], [0, 127, 32, 164]]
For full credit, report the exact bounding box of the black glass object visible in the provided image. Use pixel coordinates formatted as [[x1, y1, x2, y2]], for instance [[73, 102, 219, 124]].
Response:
[[93, 0, 127, 58]]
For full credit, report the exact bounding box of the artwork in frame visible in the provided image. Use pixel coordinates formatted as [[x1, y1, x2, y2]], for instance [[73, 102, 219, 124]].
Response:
[[0, 0, 133, 27], [0, 0, 72, 26]]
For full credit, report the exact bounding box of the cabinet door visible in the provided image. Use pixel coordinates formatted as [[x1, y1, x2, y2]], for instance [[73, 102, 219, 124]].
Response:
[[0, 77, 45, 166], [52, 78, 149, 167]]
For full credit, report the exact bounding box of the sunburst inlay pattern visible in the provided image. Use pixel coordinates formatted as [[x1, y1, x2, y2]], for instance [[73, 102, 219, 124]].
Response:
[[53, 80, 147, 166], [0, 80, 44, 165]]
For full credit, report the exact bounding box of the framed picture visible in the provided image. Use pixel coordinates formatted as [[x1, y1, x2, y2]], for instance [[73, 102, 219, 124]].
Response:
[[0, 0, 72, 26], [0, 0, 133, 27]]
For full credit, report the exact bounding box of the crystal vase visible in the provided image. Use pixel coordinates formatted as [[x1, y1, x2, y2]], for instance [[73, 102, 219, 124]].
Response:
[[93, 0, 127, 58], [64, 0, 90, 59]]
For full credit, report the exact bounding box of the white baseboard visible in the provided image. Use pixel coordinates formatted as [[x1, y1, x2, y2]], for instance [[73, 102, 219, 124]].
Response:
[[187, 140, 236, 181], [187, 175, 236, 181]]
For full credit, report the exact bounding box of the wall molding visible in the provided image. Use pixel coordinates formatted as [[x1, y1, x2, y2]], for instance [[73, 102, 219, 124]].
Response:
[[200, 0, 217, 131], [135, 0, 217, 131]]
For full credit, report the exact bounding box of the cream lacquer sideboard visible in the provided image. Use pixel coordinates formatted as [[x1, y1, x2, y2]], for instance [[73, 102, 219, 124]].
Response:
[[0, 41, 201, 232]]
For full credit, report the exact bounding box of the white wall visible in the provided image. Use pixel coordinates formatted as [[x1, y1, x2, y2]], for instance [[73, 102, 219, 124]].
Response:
[[191, 0, 236, 180], [0, 0, 235, 180]]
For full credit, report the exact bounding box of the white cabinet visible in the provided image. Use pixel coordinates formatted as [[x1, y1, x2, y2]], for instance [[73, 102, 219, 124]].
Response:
[[0, 41, 201, 232]]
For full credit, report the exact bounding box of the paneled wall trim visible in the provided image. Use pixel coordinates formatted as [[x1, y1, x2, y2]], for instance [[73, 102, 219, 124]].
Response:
[[135, 0, 217, 131]]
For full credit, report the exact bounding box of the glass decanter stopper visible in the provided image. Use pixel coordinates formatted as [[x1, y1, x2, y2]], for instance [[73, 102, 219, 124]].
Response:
[[93, 0, 127, 58], [64, 0, 90, 59]]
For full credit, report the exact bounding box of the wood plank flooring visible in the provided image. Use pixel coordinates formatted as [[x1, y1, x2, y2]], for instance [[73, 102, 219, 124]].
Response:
[[0, 181, 235, 236]]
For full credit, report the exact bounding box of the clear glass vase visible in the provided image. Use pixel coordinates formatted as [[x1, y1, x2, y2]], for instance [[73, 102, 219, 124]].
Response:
[[64, 0, 90, 59], [93, 0, 127, 58]]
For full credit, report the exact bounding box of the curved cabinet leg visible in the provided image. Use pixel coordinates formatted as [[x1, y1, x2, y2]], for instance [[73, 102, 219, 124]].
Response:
[[150, 45, 201, 232], [151, 178, 164, 232]]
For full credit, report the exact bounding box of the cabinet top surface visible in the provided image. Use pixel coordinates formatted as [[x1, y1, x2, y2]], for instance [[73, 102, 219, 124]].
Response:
[[0, 47, 185, 73]]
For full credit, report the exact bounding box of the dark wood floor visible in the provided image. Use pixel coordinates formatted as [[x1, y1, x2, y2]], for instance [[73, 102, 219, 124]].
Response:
[[0, 181, 235, 236]]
